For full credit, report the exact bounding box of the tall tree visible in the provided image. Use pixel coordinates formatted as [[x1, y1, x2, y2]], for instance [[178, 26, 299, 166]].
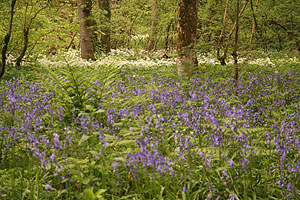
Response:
[[98, 0, 111, 52], [78, 0, 95, 60], [176, 0, 198, 76], [246, 0, 259, 60], [0, 0, 17, 79], [147, 0, 158, 51], [233, 0, 240, 92], [216, 0, 229, 65]]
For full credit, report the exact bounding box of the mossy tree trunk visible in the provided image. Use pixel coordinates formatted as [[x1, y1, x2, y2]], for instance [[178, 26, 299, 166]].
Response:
[[78, 0, 95, 60], [176, 0, 198, 77], [0, 0, 17, 79], [147, 0, 158, 52]]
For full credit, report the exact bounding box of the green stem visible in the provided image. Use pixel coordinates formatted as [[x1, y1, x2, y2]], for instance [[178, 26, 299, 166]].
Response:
[[243, 173, 247, 200], [34, 168, 40, 200]]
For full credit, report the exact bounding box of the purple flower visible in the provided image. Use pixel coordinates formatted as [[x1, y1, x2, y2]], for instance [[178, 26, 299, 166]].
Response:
[[112, 161, 118, 168], [57, 106, 64, 121], [45, 184, 53, 190], [49, 153, 56, 161], [240, 158, 249, 167], [229, 159, 234, 167], [287, 182, 293, 192], [8, 94, 17, 104], [112, 161, 118, 173], [229, 194, 235, 200], [182, 184, 187, 192], [52, 133, 62, 150]]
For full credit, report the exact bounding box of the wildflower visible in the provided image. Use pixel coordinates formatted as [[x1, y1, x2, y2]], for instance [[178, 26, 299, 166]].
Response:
[[182, 184, 187, 192], [49, 153, 56, 161], [287, 182, 293, 192], [52, 133, 62, 150], [112, 161, 118, 173], [171, 123, 177, 129], [229, 159, 234, 167], [45, 184, 53, 190], [240, 158, 249, 170]]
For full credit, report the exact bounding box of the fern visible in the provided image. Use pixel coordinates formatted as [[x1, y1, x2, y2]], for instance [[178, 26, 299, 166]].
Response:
[[38, 63, 122, 122]]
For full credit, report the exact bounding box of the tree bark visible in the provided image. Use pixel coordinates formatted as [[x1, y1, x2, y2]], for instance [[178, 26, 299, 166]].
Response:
[[233, 0, 240, 92], [78, 0, 95, 60], [246, 0, 259, 60], [164, 22, 172, 55], [216, 0, 229, 65], [98, 0, 111, 52], [147, 0, 158, 52], [16, 3, 48, 67], [0, 0, 17, 79], [176, 0, 198, 77]]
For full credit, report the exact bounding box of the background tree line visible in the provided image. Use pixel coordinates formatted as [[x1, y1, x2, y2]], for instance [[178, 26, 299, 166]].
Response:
[[0, 0, 299, 78]]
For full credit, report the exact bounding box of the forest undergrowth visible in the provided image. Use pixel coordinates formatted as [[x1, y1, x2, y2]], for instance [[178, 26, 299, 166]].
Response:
[[0, 50, 300, 199]]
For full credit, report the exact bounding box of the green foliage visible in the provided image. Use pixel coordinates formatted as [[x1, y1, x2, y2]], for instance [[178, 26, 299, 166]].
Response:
[[1, 57, 300, 199], [0, 0, 300, 198], [38, 63, 122, 122], [0, 0, 79, 66]]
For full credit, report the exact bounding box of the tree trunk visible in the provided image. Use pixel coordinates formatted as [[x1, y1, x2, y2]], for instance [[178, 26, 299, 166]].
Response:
[[216, 0, 229, 65], [233, 0, 240, 92], [15, 28, 29, 67], [16, 3, 48, 67], [0, 0, 17, 79], [78, 0, 95, 60], [164, 22, 171, 55], [218, 0, 249, 65], [98, 0, 111, 52], [147, 0, 158, 52], [176, 0, 198, 77], [246, 0, 259, 60]]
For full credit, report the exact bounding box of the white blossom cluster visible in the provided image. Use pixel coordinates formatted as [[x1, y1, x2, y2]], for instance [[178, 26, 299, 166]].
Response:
[[197, 53, 219, 64], [37, 49, 176, 68], [130, 34, 149, 40], [197, 52, 299, 66], [36, 49, 299, 69]]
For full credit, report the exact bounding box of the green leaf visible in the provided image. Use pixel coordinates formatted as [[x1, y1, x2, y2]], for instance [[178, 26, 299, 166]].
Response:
[[95, 109, 105, 113], [54, 190, 67, 200], [116, 140, 136, 146], [95, 189, 107, 196], [79, 135, 90, 146], [84, 188, 95, 200]]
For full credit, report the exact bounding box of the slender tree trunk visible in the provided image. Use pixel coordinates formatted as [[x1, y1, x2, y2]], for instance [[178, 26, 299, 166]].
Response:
[[246, 0, 259, 60], [147, 0, 158, 51], [0, 0, 17, 79], [78, 0, 95, 60], [233, 0, 240, 92], [216, 0, 229, 65], [218, 0, 249, 65], [176, 0, 198, 77], [164, 22, 171, 55], [16, 28, 29, 67], [98, 0, 111, 52], [66, 32, 77, 50], [16, 3, 48, 67]]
